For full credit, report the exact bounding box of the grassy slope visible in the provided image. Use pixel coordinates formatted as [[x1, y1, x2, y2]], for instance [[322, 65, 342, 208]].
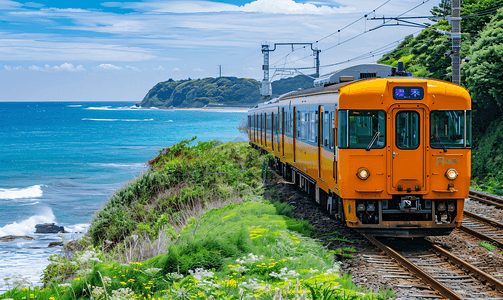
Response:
[[1, 140, 390, 300]]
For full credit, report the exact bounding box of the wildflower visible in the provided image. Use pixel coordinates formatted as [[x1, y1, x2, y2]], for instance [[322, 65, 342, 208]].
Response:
[[128, 279, 135, 282], [121, 282, 127, 285], [22, 288, 28, 291]]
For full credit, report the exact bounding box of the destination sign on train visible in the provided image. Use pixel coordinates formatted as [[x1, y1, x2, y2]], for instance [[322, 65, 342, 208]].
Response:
[[393, 86, 424, 100]]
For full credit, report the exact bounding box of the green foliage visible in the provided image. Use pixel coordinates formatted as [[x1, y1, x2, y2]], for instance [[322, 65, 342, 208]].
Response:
[[463, 8, 503, 131], [7, 200, 387, 300], [139, 75, 314, 108], [89, 139, 265, 252], [478, 241, 497, 251]]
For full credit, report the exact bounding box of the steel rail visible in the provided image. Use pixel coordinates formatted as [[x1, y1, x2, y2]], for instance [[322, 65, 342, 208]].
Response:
[[463, 210, 503, 230], [459, 225, 503, 248], [469, 191, 503, 209], [431, 244, 503, 293], [364, 235, 462, 300]]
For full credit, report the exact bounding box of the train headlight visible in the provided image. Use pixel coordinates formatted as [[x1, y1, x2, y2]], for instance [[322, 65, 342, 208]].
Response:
[[357, 167, 370, 180], [445, 168, 458, 180]]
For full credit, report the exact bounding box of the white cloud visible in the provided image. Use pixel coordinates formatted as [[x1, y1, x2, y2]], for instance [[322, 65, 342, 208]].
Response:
[[193, 68, 204, 72], [154, 65, 165, 71], [241, 0, 354, 15], [126, 65, 141, 71], [172, 68, 180, 71], [103, 0, 353, 15], [23, 2, 45, 8], [0, 0, 22, 10], [3, 65, 23, 71], [96, 63, 122, 70], [29, 65, 43, 71]]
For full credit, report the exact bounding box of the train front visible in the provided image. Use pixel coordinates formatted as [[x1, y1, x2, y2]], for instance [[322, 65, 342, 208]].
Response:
[[336, 78, 471, 237]]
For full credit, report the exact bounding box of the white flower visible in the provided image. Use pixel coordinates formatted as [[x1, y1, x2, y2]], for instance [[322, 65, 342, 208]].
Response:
[[269, 267, 300, 280], [58, 283, 72, 287]]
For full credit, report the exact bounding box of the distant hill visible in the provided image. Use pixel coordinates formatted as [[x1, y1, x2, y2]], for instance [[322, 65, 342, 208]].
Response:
[[139, 75, 313, 108]]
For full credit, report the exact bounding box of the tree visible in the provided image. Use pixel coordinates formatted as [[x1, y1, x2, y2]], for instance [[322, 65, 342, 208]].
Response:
[[431, 0, 451, 17], [463, 8, 503, 133]]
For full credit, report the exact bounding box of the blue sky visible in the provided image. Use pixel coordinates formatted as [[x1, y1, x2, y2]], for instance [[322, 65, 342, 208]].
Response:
[[0, 0, 438, 101]]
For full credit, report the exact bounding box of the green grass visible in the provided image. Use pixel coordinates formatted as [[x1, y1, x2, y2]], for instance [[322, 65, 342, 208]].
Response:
[[1, 139, 394, 300], [1, 200, 389, 300], [478, 241, 498, 251]]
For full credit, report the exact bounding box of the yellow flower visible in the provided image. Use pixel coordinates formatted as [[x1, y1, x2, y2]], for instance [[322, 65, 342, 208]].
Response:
[[121, 282, 127, 285], [145, 287, 151, 289], [49, 297, 55, 300], [128, 279, 135, 282], [22, 288, 28, 291]]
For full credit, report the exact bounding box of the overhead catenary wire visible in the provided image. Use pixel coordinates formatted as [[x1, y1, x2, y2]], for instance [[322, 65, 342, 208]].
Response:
[[316, 0, 391, 43], [272, 1, 431, 69]]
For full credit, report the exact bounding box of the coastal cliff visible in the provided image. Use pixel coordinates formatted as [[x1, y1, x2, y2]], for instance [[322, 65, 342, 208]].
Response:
[[139, 75, 314, 108]]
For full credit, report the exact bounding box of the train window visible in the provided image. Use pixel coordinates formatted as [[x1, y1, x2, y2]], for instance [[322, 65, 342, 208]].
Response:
[[267, 114, 272, 133], [323, 112, 329, 147], [308, 112, 316, 143], [303, 113, 309, 140], [396, 111, 419, 150], [430, 110, 472, 149], [338, 110, 348, 148], [341, 110, 386, 149], [330, 112, 335, 149], [296, 111, 301, 139]]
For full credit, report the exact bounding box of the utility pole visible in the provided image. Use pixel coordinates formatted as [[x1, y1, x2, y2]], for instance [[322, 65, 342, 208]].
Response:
[[218, 65, 222, 78], [261, 44, 272, 100], [451, 0, 461, 85], [369, 3, 463, 85], [260, 42, 321, 100]]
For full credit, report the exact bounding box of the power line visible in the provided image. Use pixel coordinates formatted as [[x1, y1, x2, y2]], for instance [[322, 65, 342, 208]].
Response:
[[321, 0, 430, 53], [316, 0, 391, 43], [270, 0, 391, 69]]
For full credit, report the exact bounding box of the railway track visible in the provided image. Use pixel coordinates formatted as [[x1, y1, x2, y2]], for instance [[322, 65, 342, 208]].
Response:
[[363, 235, 503, 300], [460, 210, 503, 249], [469, 191, 503, 209]]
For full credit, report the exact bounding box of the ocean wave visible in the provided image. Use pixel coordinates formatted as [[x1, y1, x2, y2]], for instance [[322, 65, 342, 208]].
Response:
[[82, 118, 118, 121], [0, 207, 55, 236], [65, 223, 90, 234], [84, 105, 141, 111], [90, 163, 146, 169], [82, 118, 154, 122], [84, 106, 111, 110], [20, 201, 40, 206], [0, 185, 43, 200], [67, 104, 82, 108]]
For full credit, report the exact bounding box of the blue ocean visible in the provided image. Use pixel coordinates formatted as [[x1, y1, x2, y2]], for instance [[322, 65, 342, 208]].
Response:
[[0, 102, 247, 291]]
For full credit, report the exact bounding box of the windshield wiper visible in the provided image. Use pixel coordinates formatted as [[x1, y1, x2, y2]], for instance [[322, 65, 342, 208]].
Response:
[[435, 133, 448, 153], [366, 131, 380, 151]]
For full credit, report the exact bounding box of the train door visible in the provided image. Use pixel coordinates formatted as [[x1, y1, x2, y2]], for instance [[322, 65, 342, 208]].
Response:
[[272, 112, 276, 151], [277, 107, 281, 153], [391, 106, 425, 192], [293, 106, 297, 163], [281, 107, 285, 157], [318, 106, 323, 179]]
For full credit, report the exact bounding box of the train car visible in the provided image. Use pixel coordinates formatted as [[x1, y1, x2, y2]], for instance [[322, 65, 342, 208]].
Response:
[[247, 63, 472, 237]]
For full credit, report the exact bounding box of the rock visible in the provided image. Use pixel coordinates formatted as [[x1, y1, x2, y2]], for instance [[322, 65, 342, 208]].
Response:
[[48, 241, 63, 247], [0, 235, 34, 242], [35, 223, 65, 234]]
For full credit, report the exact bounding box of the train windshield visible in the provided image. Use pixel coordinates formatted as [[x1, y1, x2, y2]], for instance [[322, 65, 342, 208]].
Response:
[[339, 110, 386, 149], [430, 110, 472, 148]]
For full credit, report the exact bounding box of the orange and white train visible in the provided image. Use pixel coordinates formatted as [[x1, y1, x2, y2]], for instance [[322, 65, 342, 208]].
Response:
[[248, 64, 471, 237]]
